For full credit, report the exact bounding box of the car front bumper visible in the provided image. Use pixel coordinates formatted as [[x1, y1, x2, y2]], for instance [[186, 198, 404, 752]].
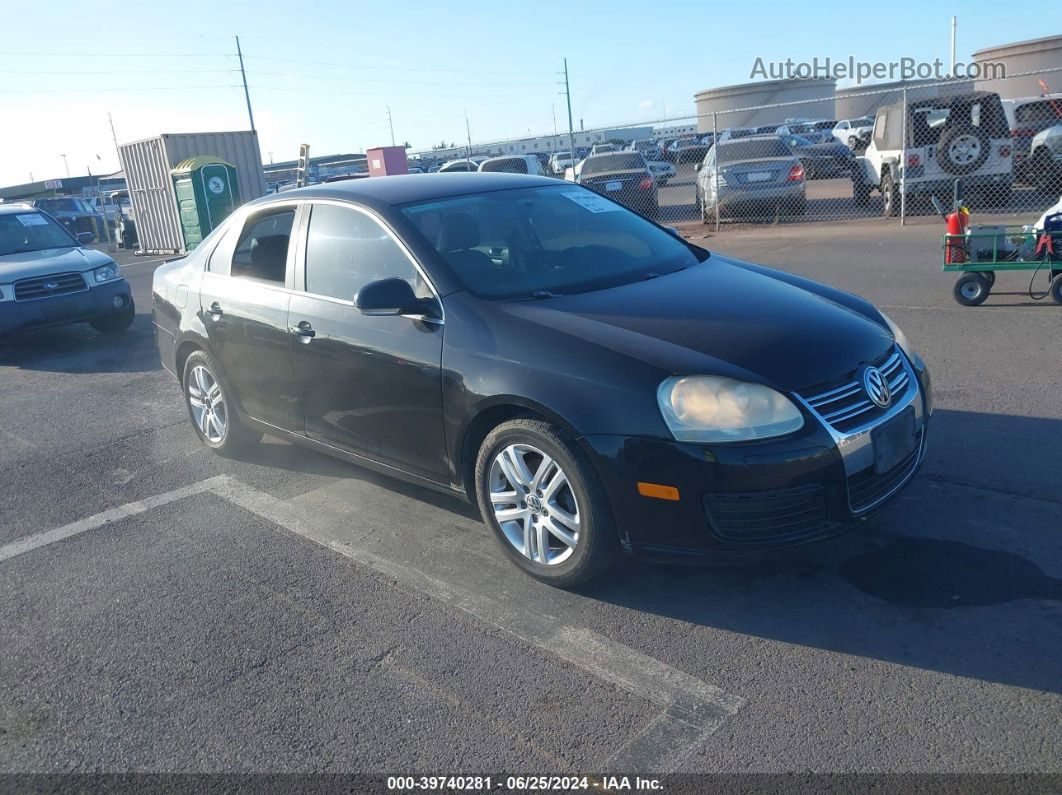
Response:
[[581, 355, 931, 562], [0, 278, 132, 335]]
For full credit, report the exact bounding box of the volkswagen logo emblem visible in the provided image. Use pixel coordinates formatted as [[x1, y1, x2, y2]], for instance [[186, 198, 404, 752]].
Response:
[[862, 366, 891, 408]]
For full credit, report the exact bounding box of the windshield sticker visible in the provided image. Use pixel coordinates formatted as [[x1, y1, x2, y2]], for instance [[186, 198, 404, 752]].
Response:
[[16, 214, 49, 226], [560, 191, 622, 213]]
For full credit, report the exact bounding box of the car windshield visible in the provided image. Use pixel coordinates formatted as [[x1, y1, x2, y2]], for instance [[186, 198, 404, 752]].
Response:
[[0, 211, 77, 255], [717, 138, 792, 162], [400, 184, 707, 300], [36, 198, 79, 212], [580, 153, 645, 175]]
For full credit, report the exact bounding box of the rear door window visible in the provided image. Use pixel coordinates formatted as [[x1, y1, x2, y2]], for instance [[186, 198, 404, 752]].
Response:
[[231, 209, 296, 284]]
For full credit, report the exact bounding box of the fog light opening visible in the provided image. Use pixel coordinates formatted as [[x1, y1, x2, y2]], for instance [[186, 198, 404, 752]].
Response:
[[112, 295, 126, 309]]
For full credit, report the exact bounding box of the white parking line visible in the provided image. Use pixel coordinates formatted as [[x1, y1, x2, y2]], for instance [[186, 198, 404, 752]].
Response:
[[212, 478, 745, 773], [0, 475, 229, 563], [3, 474, 745, 771]]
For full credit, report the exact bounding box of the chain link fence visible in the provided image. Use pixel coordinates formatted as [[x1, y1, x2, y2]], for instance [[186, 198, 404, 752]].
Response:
[[409, 67, 1062, 232]]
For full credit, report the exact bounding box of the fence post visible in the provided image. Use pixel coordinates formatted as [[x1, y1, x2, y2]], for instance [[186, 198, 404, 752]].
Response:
[[713, 111, 720, 232], [900, 83, 908, 226]]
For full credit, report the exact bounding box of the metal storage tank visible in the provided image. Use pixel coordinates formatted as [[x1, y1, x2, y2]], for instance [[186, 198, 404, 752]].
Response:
[[694, 78, 835, 133], [118, 131, 266, 254], [973, 35, 1062, 99], [835, 78, 974, 121]]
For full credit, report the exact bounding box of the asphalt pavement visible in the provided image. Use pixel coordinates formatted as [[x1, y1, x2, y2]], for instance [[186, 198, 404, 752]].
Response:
[[1, 222, 1059, 781]]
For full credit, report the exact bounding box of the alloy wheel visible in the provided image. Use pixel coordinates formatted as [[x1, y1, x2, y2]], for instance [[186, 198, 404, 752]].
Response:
[[488, 443, 580, 566], [187, 364, 227, 443]]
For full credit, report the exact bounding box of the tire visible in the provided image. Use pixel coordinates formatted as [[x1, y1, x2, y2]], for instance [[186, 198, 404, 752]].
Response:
[[182, 350, 261, 456], [953, 273, 991, 306], [474, 418, 618, 587], [699, 188, 710, 225], [89, 298, 135, 333], [882, 171, 899, 217], [848, 136, 858, 149], [936, 126, 990, 175], [1050, 273, 1062, 305], [982, 271, 996, 287]]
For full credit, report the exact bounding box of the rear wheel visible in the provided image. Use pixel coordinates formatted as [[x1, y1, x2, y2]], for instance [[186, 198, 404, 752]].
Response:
[[1050, 273, 1062, 305], [182, 350, 261, 455], [475, 418, 618, 587], [882, 172, 899, 217], [953, 273, 991, 306]]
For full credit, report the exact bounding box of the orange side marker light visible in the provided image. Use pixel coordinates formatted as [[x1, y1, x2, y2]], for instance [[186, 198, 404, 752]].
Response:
[[636, 482, 681, 501]]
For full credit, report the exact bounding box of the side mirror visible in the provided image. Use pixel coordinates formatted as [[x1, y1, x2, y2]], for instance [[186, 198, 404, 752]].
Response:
[[355, 278, 436, 319], [77, 231, 95, 244]]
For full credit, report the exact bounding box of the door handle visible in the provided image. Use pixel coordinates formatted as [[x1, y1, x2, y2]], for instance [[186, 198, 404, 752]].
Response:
[[289, 320, 316, 342], [207, 302, 223, 318]]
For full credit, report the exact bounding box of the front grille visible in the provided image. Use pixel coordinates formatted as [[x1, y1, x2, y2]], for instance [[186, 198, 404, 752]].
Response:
[[798, 349, 910, 434], [14, 272, 87, 301], [847, 432, 923, 513], [703, 484, 827, 544]]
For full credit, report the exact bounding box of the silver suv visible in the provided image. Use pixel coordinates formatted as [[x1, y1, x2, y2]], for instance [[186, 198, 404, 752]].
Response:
[[0, 204, 134, 336]]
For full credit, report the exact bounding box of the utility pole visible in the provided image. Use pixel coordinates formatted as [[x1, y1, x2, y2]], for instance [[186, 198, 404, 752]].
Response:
[[387, 106, 396, 147], [60, 154, 70, 178], [107, 112, 122, 163], [950, 17, 957, 78], [562, 58, 575, 165], [464, 109, 473, 160], [235, 35, 256, 132]]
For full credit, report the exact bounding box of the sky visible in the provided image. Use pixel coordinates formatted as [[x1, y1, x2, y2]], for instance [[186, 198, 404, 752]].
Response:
[[0, 0, 1049, 187]]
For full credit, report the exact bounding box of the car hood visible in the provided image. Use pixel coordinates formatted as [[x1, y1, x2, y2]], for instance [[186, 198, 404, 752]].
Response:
[[499, 256, 893, 392], [0, 246, 114, 281]]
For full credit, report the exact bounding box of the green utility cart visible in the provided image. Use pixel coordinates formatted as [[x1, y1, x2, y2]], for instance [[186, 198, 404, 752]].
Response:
[[171, 157, 241, 250], [942, 225, 1062, 306]]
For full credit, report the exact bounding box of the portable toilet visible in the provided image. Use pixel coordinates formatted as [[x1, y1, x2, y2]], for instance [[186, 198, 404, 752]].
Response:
[[170, 157, 241, 250]]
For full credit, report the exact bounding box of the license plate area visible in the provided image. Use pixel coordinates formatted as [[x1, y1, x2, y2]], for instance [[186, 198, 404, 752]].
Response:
[[746, 171, 770, 182], [871, 407, 916, 474], [605, 181, 622, 192]]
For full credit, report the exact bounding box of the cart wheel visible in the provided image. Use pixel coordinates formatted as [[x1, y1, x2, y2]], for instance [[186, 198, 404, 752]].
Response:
[[954, 273, 991, 306], [982, 271, 995, 286], [1050, 274, 1062, 305]]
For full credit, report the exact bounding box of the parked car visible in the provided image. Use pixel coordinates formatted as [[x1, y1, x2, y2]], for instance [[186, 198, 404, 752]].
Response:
[[717, 127, 758, 143], [478, 155, 546, 176], [549, 151, 575, 175], [832, 118, 874, 150], [152, 173, 930, 586], [774, 123, 829, 143], [645, 159, 676, 186], [438, 159, 480, 173], [84, 195, 123, 223], [695, 136, 806, 220], [852, 91, 1013, 216], [576, 152, 658, 216], [780, 134, 855, 179], [31, 196, 102, 238], [0, 204, 134, 336], [667, 138, 710, 164], [590, 143, 620, 155], [1028, 123, 1062, 192], [1001, 94, 1062, 184]]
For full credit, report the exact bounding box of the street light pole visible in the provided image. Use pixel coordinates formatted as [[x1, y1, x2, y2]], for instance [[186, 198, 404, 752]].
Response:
[[563, 58, 575, 171], [235, 35, 256, 132], [60, 154, 70, 178]]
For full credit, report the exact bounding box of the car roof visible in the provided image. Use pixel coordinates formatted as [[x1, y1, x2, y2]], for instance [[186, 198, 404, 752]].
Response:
[[248, 173, 559, 210], [0, 203, 36, 215]]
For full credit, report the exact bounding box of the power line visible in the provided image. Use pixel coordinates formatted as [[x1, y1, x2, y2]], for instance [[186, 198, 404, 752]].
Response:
[[0, 85, 242, 93]]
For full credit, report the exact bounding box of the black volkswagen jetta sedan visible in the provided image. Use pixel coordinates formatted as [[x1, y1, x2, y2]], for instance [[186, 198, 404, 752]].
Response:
[[152, 173, 931, 586]]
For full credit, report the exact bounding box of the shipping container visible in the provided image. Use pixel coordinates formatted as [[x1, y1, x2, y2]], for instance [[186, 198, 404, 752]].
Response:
[[118, 131, 266, 254]]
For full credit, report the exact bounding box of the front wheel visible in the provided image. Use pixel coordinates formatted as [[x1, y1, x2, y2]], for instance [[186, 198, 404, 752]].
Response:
[[475, 418, 618, 587], [182, 350, 261, 456], [953, 273, 991, 306], [882, 172, 899, 217], [1050, 273, 1062, 305]]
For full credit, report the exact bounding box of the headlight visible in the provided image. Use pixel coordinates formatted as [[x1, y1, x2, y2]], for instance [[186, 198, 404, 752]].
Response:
[[92, 263, 120, 283], [657, 376, 804, 443]]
